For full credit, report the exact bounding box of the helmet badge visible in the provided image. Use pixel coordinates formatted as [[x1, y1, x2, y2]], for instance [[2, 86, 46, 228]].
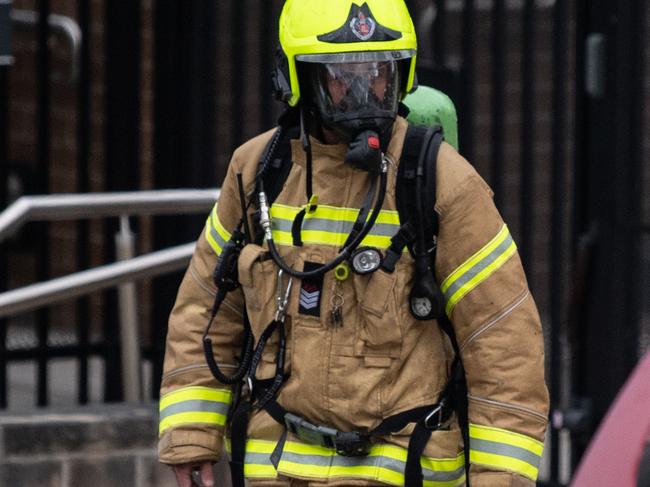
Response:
[[350, 11, 376, 41], [318, 3, 402, 44]]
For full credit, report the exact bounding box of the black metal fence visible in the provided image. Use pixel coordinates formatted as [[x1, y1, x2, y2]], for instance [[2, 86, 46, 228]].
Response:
[[0, 1, 647, 484]]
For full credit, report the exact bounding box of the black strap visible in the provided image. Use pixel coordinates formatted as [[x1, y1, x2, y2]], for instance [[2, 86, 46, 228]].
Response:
[[291, 210, 307, 246], [396, 125, 444, 255], [381, 222, 417, 273], [370, 403, 442, 436], [229, 400, 251, 487], [405, 419, 434, 487], [342, 174, 379, 249], [248, 319, 287, 410]]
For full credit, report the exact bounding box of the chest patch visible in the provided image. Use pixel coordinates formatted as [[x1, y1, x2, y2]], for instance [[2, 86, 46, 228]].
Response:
[[299, 262, 324, 317]]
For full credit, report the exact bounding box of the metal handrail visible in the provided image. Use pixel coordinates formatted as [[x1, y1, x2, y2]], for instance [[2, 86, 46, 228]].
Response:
[[0, 189, 219, 242], [0, 242, 196, 319], [0, 189, 220, 402]]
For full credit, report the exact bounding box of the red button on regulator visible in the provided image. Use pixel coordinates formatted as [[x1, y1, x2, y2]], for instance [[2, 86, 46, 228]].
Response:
[[367, 136, 380, 150]]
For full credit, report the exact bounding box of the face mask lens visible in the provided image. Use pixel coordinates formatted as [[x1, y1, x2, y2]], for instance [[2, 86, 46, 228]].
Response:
[[312, 60, 399, 117]]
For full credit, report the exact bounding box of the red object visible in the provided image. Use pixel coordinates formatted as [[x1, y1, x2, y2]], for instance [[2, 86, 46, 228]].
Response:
[[368, 135, 380, 150], [571, 351, 650, 486]]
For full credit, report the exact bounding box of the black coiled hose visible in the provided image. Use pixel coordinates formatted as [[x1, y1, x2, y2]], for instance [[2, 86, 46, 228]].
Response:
[[264, 168, 388, 279]]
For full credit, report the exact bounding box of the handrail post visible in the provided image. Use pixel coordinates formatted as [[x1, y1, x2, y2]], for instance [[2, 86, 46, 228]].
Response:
[[115, 215, 142, 402]]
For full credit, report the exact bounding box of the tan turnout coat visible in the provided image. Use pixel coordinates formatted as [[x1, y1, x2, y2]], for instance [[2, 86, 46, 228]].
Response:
[[158, 117, 549, 486]]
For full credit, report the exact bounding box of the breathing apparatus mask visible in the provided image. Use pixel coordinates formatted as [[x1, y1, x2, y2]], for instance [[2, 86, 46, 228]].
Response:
[[299, 53, 403, 173]]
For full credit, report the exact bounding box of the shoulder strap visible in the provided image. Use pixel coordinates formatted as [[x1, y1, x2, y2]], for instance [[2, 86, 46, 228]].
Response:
[[396, 124, 444, 245], [381, 124, 444, 273]]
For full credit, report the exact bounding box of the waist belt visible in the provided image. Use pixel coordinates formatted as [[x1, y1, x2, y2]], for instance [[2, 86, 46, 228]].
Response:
[[284, 413, 372, 457], [230, 362, 464, 487], [280, 398, 454, 456]]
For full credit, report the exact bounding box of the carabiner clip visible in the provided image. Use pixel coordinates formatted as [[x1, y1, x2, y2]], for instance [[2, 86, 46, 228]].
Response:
[[275, 270, 293, 322]]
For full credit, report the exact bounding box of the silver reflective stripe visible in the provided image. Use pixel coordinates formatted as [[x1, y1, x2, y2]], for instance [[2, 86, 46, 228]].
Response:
[[245, 452, 277, 465], [272, 216, 398, 238], [208, 213, 228, 252], [159, 399, 229, 421], [470, 438, 541, 468], [278, 451, 464, 483], [442, 232, 514, 301]]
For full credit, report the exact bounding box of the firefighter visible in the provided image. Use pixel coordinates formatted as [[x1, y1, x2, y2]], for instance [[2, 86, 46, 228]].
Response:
[[158, 1, 549, 486]]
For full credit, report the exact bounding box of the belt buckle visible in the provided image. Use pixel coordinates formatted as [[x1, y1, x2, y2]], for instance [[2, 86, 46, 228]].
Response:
[[334, 431, 371, 457], [284, 413, 337, 448], [284, 413, 370, 456]]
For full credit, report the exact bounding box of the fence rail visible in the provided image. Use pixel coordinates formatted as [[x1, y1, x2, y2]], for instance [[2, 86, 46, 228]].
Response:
[[0, 189, 219, 242], [0, 189, 218, 404]]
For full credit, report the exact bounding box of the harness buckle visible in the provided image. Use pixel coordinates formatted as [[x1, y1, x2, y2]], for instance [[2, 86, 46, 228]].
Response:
[[334, 431, 371, 457], [284, 413, 337, 448], [284, 413, 371, 457], [424, 399, 454, 431]]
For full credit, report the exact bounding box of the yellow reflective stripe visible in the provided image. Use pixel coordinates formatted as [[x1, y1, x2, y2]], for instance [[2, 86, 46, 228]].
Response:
[[159, 412, 227, 434], [470, 451, 539, 481], [441, 225, 517, 316], [271, 229, 393, 249], [277, 440, 465, 486], [246, 439, 277, 454], [469, 424, 544, 455], [279, 461, 405, 484], [159, 386, 232, 410], [245, 463, 279, 478], [205, 219, 221, 255], [270, 203, 400, 250], [271, 203, 401, 225], [204, 204, 232, 255], [210, 205, 230, 240], [469, 424, 543, 481], [158, 387, 232, 435], [238, 437, 465, 485], [243, 439, 279, 478]]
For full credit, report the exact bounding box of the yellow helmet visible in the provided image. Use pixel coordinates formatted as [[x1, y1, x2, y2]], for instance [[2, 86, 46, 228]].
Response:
[[274, 0, 418, 107]]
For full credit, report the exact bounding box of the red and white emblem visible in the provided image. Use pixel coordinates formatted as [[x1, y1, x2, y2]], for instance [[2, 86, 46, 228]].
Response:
[[350, 11, 376, 41]]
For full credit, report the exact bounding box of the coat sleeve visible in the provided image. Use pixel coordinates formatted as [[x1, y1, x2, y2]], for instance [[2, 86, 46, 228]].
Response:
[[435, 143, 550, 486], [158, 155, 250, 465]]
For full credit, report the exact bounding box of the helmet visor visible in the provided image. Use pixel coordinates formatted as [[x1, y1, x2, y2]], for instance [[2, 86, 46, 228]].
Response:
[[309, 60, 400, 125]]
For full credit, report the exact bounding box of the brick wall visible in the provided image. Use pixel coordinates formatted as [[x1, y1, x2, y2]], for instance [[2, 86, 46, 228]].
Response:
[[0, 404, 231, 487]]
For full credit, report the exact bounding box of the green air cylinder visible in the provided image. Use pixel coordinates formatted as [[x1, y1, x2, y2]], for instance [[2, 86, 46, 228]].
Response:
[[403, 85, 458, 150]]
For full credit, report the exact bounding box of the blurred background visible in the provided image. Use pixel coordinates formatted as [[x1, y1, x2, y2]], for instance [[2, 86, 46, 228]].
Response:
[[0, 0, 648, 486]]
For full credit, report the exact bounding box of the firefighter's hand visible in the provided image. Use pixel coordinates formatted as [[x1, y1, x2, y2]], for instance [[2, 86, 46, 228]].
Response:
[[171, 462, 215, 487]]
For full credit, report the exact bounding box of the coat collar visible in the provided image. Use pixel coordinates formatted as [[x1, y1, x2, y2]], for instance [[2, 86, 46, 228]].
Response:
[[289, 116, 408, 170]]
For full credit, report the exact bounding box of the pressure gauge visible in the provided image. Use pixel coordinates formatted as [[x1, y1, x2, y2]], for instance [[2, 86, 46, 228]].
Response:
[[410, 296, 433, 319]]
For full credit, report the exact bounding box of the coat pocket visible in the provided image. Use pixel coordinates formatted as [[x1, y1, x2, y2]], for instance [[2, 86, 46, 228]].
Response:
[[355, 268, 403, 358], [238, 244, 293, 378], [237, 244, 277, 334]]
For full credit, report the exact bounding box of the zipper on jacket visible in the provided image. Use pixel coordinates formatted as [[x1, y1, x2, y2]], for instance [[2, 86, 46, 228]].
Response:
[[468, 394, 548, 423], [162, 362, 238, 382]]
